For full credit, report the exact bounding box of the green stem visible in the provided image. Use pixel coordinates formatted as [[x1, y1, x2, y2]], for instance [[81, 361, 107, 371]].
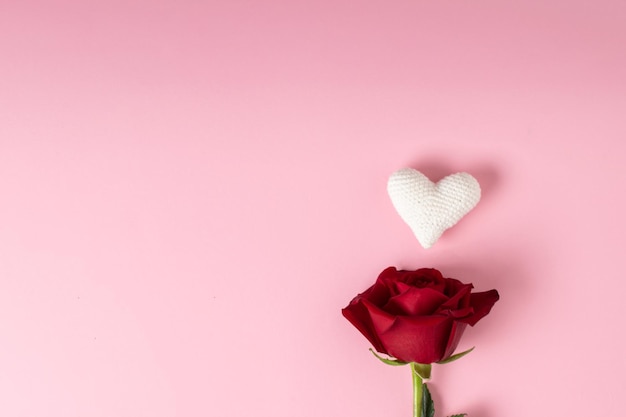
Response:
[[411, 363, 423, 417]]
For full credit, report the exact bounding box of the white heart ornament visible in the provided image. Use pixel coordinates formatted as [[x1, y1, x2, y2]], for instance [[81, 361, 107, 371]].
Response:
[[387, 168, 481, 249]]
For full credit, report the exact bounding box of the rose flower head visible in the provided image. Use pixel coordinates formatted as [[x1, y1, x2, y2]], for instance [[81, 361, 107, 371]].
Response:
[[342, 267, 499, 364]]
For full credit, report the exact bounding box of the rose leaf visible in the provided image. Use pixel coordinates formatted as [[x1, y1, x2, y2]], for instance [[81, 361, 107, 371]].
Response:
[[421, 383, 435, 417], [436, 347, 475, 364], [369, 348, 409, 366]]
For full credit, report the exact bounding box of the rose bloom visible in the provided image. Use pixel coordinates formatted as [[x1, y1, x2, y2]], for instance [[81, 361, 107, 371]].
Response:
[[342, 267, 499, 364]]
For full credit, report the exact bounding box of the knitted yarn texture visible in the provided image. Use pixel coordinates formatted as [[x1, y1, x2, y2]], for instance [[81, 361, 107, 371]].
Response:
[[387, 168, 481, 249]]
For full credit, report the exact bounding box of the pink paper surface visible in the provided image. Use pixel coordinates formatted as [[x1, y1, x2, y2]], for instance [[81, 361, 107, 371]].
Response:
[[1, 1, 625, 416]]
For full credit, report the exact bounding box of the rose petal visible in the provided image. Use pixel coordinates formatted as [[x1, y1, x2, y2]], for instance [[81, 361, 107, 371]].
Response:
[[378, 315, 453, 364], [438, 283, 473, 310], [402, 268, 446, 292], [460, 289, 500, 326], [443, 278, 471, 299], [363, 298, 396, 334], [383, 287, 449, 316], [359, 280, 391, 307], [442, 321, 468, 360], [342, 298, 388, 354], [387, 281, 410, 297], [377, 266, 401, 284], [442, 306, 474, 320]]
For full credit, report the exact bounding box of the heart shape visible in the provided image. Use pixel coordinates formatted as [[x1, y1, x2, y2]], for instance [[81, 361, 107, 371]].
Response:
[[387, 168, 481, 248]]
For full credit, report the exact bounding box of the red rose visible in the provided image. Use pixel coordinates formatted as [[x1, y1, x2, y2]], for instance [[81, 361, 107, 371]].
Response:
[[342, 267, 499, 364]]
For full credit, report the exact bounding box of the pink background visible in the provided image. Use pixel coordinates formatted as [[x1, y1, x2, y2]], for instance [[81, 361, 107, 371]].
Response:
[[1, 1, 626, 416]]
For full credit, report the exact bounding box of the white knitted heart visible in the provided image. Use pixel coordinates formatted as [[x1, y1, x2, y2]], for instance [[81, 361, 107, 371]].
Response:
[[387, 168, 481, 249]]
